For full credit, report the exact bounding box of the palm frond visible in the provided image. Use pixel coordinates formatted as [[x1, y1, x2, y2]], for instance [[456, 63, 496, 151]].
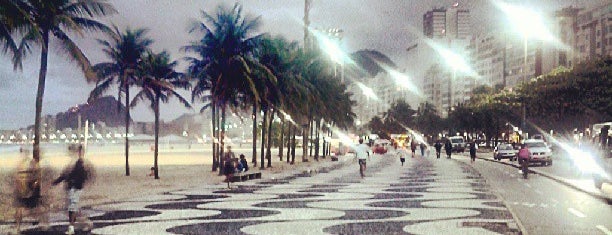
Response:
[[52, 29, 96, 82]]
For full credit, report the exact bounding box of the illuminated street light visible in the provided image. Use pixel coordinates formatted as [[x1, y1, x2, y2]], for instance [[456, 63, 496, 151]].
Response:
[[354, 82, 379, 101], [494, 1, 555, 136], [423, 38, 477, 116]]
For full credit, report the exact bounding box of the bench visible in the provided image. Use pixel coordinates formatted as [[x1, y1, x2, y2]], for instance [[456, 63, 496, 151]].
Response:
[[230, 171, 262, 182]]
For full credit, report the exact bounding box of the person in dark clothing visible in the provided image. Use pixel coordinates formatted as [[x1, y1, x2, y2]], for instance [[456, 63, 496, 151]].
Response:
[[52, 145, 92, 235], [434, 140, 443, 159], [601, 125, 610, 150], [469, 142, 477, 163], [419, 142, 426, 157], [239, 154, 249, 172], [444, 140, 452, 159], [410, 140, 417, 158]]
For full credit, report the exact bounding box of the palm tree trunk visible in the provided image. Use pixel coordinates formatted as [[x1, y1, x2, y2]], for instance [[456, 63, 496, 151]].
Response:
[[219, 103, 226, 176], [279, 120, 284, 161], [124, 73, 131, 176], [291, 125, 296, 164], [302, 125, 308, 162], [252, 103, 257, 167], [328, 128, 332, 156], [322, 124, 326, 158], [154, 94, 160, 179], [309, 119, 314, 157], [314, 119, 320, 161], [286, 123, 291, 163], [266, 110, 274, 168], [260, 106, 267, 170], [33, 30, 49, 162], [211, 101, 217, 171]]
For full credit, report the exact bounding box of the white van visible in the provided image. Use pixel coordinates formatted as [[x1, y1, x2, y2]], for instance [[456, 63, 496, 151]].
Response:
[[449, 136, 466, 152]]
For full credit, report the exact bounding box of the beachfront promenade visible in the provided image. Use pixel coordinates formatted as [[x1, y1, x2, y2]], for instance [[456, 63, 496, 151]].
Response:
[[3, 152, 522, 235]]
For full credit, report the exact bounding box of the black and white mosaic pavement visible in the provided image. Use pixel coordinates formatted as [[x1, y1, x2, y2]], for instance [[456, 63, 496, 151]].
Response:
[[15, 155, 522, 235]]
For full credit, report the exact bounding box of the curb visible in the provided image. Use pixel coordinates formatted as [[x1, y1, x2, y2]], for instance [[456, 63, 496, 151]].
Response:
[[478, 157, 612, 204]]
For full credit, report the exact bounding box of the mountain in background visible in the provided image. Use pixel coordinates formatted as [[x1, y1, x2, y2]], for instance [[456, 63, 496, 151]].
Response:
[[55, 96, 130, 130]]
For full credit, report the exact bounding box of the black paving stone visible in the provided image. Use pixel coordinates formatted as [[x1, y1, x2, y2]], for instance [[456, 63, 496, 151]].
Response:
[[254, 200, 313, 208], [386, 187, 428, 193], [145, 201, 216, 210], [470, 208, 514, 220], [372, 193, 422, 200], [276, 193, 322, 199], [167, 221, 261, 235], [472, 192, 499, 200], [184, 194, 229, 200], [483, 201, 506, 208], [310, 184, 347, 188], [324, 221, 415, 235], [299, 188, 339, 193], [368, 199, 423, 208], [89, 210, 160, 221], [338, 210, 408, 220], [257, 180, 291, 185], [196, 209, 279, 220], [462, 221, 521, 235], [391, 182, 430, 187]]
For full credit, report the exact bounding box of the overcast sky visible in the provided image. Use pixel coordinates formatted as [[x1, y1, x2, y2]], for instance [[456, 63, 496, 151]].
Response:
[[0, 0, 606, 130]]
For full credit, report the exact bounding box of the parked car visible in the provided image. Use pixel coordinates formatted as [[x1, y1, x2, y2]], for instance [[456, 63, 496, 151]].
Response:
[[449, 136, 466, 152], [373, 144, 387, 154], [524, 139, 553, 166], [494, 143, 518, 161]]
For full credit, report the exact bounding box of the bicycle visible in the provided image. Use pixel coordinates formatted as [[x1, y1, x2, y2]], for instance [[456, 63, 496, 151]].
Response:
[[520, 158, 529, 179]]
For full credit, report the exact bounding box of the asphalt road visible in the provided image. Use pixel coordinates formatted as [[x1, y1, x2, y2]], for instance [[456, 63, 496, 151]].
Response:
[[460, 152, 612, 235]]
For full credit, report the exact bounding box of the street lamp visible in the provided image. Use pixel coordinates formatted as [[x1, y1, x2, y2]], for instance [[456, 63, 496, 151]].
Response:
[[437, 47, 471, 117], [495, 1, 555, 137]]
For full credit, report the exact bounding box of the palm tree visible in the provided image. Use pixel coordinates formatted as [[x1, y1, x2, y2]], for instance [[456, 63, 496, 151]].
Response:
[[132, 51, 191, 179], [90, 26, 152, 176], [184, 3, 273, 172], [13, 0, 116, 161], [0, 0, 27, 69]]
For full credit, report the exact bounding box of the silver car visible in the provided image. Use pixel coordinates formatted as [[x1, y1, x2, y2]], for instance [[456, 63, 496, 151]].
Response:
[[494, 143, 518, 161], [524, 139, 553, 166]]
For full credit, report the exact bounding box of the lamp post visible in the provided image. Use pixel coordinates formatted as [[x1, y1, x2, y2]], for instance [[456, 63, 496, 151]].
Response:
[[495, 2, 554, 138]]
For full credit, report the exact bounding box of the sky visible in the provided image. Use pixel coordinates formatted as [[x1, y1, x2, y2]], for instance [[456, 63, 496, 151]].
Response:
[[0, 0, 607, 130]]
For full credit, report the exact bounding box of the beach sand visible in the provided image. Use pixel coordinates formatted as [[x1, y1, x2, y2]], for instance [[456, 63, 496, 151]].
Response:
[[0, 143, 344, 222]]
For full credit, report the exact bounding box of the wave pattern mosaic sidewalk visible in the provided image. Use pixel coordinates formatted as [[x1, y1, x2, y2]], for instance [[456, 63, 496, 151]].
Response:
[[16, 156, 522, 235]]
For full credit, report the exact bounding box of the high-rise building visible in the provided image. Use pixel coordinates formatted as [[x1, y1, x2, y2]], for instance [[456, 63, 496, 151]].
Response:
[[423, 8, 447, 39], [575, 3, 612, 62], [423, 7, 470, 40]]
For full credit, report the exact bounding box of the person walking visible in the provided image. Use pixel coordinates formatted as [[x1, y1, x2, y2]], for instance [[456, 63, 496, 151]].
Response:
[[355, 139, 370, 178], [434, 140, 443, 159], [419, 142, 426, 157], [52, 145, 92, 235], [394, 143, 406, 166], [444, 139, 452, 159], [223, 146, 236, 189], [410, 140, 417, 158], [469, 142, 477, 163], [12, 153, 49, 234]]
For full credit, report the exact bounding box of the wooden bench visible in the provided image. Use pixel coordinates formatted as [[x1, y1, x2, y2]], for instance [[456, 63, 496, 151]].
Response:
[[230, 171, 262, 182]]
